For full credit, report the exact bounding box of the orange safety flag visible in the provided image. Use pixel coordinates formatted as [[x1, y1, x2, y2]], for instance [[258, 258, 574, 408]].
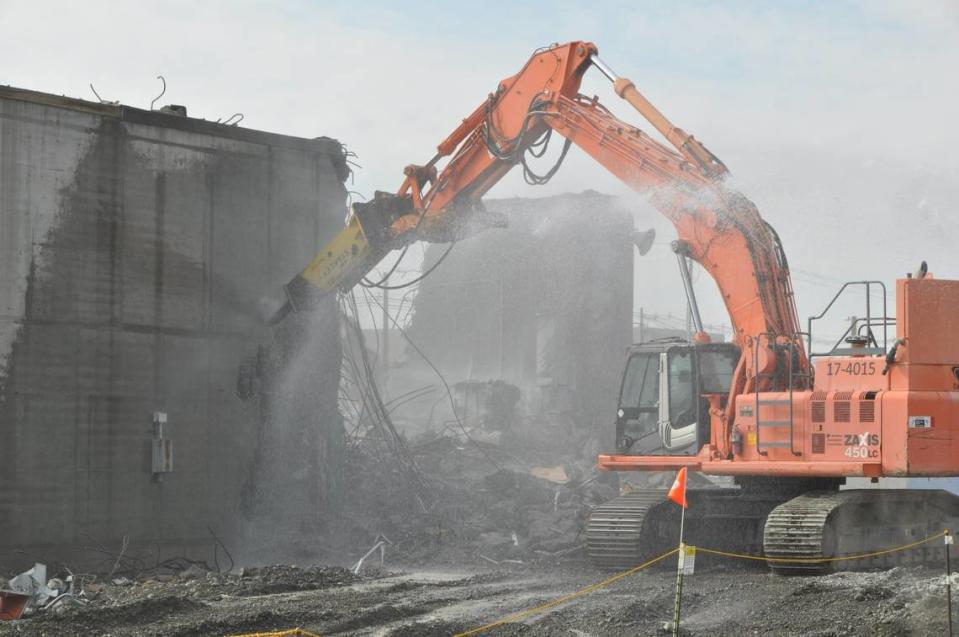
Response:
[[668, 467, 688, 508]]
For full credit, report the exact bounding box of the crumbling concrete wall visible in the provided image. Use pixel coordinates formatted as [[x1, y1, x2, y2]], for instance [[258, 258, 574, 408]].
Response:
[[0, 87, 347, 569], [235, 304, 346, 564]]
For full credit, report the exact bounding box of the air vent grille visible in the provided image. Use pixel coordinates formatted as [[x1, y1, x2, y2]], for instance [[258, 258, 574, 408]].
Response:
[[812, 402, 826, 423], [812, 433, 825, 454], [834, 401, 851, 423]]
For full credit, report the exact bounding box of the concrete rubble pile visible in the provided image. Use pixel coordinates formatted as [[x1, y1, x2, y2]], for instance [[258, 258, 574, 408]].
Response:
[[337, 425, 621, 568], [322, 192, 641, 567]]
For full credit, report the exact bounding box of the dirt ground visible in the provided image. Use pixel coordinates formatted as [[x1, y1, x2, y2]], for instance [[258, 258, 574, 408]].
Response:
[[1, 554, 955, 636]]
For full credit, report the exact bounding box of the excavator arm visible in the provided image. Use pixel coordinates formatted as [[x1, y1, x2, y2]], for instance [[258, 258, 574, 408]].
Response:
[[279, 41, 807, 455], [278, 42, 596, 314]]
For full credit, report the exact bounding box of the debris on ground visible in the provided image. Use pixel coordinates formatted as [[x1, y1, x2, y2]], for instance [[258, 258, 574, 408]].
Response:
[[0, 563, 87, 621], [5, 564, 57, 608], [0, 560, 955, 636], [333, 422, 623, 570]]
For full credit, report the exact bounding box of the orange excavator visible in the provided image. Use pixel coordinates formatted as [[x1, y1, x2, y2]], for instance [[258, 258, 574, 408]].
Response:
[[276, 41, 959, 572]]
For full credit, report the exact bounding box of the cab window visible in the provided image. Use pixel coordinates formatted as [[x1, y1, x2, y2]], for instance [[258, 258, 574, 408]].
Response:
[[668, 349, 694, 424], [698, 349, 739, 394], [620, 353, 659, 410]]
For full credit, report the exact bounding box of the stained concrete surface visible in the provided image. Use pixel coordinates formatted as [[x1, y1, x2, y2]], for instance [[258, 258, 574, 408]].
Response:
[[0, 86, 347, 569]]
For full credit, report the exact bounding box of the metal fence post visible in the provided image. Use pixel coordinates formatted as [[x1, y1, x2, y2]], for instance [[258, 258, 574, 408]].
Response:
[[672, 552, 684, 637], [946, 530, 954, 637]]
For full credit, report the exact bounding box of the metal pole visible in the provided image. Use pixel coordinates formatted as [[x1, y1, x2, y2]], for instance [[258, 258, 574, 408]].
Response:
[[499, 274, 505, 377], [674, 250, 704, 336], [382, 287, 389, 373], [590, 54, 618, 82], [672, 505, 686, 637], [947, 530, 954, 637]]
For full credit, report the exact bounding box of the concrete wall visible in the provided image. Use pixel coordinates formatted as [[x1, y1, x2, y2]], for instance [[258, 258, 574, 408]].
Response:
[[0, 87, 347, 569]]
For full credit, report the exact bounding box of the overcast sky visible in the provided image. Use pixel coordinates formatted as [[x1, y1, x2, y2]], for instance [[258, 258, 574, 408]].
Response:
[[3, 0, 957, 336]]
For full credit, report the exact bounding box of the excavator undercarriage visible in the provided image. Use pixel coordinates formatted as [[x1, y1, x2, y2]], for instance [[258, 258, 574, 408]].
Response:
[[587, 485, 959, 574]]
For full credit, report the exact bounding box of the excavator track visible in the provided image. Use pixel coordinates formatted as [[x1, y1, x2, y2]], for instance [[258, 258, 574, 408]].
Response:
[[589, 486, 959, 573], [586, 491, 667, 568], [764, 489, 959, 575], [587, 487, 783, 570]]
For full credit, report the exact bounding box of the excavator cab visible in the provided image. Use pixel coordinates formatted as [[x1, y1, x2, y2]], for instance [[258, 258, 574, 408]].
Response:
[[615, 338, 739, 456]]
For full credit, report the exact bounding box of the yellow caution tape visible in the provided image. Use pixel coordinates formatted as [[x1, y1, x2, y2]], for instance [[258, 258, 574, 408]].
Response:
[[452, 548, 680, 637], [227, 629, 321, 637], [455, 529, 949, 636], [697, 529, 948, 564]]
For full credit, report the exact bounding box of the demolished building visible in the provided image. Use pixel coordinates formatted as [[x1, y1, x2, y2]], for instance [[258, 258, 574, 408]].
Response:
[[0, 86, 347, 569], [393, 191, 635, 445]]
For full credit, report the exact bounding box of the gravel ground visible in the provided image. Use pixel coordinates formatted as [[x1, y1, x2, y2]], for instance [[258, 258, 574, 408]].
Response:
[[0, 557, 955, 636]]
